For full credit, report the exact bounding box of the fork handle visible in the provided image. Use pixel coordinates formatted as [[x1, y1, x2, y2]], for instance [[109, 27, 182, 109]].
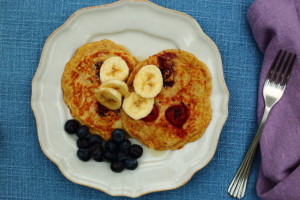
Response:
[[228, 108, 270, 199]]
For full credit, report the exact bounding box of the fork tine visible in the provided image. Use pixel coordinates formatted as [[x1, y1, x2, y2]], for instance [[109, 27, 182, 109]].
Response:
[[270, 51, 287, 83], [281, 54, 297, 86], [277, 52, 293, 84], [266, 50, 283, 81]]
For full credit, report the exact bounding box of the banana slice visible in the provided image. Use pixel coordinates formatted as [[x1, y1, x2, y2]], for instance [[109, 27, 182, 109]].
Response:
[[100, 56, 129, 82], [133, 65, 163, 98], [100, 80, 129, 96], [122, 92, 154, 120], [94, 87, 122, 110]]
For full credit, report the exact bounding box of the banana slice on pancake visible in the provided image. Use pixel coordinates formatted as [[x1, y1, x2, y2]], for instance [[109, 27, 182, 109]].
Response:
[[100, 56, 129, 82], [122, 92, 154, 120], [95, 87, 122, 110], [133, 65, 163, 98], [100, 79, 129, 96]]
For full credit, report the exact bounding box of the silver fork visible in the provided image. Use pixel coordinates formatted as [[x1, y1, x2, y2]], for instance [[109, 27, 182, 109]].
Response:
[[227, 50, 297, 199]]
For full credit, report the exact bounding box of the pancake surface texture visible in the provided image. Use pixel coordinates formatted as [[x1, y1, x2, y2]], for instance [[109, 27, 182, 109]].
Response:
[[121, 50, 212, 150], [62, 40, 138, 140]]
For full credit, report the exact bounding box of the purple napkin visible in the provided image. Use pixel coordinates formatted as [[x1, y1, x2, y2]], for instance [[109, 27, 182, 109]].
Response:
[[247, 0, 300, 199]]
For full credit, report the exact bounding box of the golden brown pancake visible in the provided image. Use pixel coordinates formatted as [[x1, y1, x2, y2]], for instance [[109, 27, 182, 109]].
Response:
[[62, 40, 138, 140], [121, 50, 212, 150]]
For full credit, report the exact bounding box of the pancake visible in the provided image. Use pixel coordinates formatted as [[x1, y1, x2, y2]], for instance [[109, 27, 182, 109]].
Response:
[[62, 40, 138, 140], [121, 50, 212, 150]]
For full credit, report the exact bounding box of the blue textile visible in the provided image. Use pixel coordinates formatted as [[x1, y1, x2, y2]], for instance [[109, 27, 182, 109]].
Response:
[[0, 0, 262, 199]]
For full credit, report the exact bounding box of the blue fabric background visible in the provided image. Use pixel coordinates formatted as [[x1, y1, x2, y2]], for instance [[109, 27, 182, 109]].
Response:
[[0, 0, 263, 199]]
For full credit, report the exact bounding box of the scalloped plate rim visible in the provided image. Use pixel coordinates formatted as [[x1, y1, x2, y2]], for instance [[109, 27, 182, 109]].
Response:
[[31, 0, 229, 197]]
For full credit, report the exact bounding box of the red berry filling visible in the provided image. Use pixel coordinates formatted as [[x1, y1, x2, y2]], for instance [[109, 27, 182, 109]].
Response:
[[94, 60, 103, 79], [157, 52, 177, 87], [165, 102, 189, 127], [142, 104, 159, 122]]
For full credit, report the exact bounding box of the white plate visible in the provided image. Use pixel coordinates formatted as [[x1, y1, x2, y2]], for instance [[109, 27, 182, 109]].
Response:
[[31, 0, 229, 197]]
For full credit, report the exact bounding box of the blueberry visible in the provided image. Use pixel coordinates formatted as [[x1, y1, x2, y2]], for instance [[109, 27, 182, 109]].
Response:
[[64, 119, 80, 134], [76, 125, 89, 138], [77, 137, 89, 149], [111, 129, 126, 143], [89, 143, 102, 154], [105, 141, 117, 152], [89, 143, 103, 162], [128, 144, 143, 159], [119, 139, 131, 150], [77, 149, 91, 162], [103, 151, 117, 163], [110, 161, 124, 173], [116, 150, 128, 161], [124, 158, 138, 170], [87, 134, 103, 145]]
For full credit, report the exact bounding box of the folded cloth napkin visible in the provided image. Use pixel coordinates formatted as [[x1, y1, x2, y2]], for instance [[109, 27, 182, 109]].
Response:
[[248, 0, 300, 199]]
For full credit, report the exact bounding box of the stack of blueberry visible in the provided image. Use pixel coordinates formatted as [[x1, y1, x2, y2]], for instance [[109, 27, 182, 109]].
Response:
[[64, 119, 143, 173]]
